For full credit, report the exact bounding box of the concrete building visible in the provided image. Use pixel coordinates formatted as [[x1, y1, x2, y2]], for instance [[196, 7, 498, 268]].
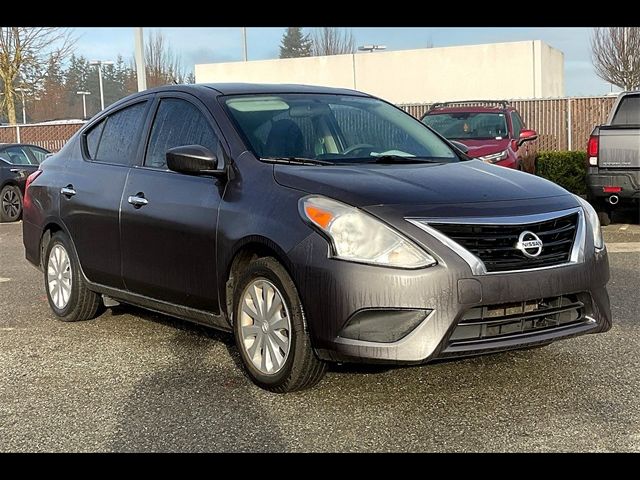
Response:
[[195, 40, 564, 104]]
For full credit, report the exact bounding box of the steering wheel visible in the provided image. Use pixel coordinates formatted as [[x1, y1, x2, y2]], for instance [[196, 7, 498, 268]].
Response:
[[341, 143, 375, 156]]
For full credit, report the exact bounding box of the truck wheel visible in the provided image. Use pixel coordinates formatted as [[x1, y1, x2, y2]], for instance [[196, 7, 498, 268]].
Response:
[[233, 257, 327, 393]]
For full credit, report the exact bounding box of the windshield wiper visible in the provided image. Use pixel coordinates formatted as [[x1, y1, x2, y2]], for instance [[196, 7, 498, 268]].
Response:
[[370, 155, 443, 164], [261, 156, 332, 166]]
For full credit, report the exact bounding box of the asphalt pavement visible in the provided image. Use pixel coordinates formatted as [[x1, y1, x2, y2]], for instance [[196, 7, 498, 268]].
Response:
[[1, 220, 638, 452]]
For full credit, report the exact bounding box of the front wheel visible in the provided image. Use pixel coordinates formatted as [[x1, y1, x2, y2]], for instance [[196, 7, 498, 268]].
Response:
[[0, 185, 22, 222], [232, 257, 327, 393], [44, 231, 103, 322]]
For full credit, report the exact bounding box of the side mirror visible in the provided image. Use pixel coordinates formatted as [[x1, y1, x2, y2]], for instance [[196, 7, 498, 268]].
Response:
[[518, 129, 538, 145], [166, 145, 223, 176], [450, 140, 469, 154]]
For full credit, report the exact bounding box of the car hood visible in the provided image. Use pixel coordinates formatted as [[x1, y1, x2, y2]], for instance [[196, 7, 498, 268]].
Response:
[[452, 138, 511, 158], [274, 159, 575, 212]]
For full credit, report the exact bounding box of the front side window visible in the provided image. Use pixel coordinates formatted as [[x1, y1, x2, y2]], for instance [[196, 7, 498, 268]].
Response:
[[0, 146, 35, 165], [510, 112, 523, 138], [223, 94, 457, 164], [145, 98, 221, 169], [93, 102, 148, 165], [423, 112, 509, 140]]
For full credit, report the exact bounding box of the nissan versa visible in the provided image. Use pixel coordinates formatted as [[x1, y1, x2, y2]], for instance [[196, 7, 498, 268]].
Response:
[[22, 84, 611, 392]]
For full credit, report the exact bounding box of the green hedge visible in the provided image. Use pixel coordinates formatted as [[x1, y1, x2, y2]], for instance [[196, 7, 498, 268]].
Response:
[[535, 151, 587, 195]]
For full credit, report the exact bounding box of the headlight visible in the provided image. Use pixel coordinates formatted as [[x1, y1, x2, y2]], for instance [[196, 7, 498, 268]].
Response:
[[477, 150, 508, 163], [300, 196, 436, 269], [574, 195, 604, 250]]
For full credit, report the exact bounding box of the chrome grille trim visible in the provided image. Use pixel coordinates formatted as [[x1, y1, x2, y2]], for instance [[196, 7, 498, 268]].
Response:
[[406, 207, 586, 275]]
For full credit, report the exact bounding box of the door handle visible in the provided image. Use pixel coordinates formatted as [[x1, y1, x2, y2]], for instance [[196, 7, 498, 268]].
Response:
[[10, 168, 23, 173], [128, 193, 148, 208], [61, 186, 76, 197]]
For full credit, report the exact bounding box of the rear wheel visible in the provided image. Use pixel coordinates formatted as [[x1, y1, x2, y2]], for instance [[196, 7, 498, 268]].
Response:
[[0, 185, 22, 222], [232, 257, 327, 393], [44, 231, 102, 322]]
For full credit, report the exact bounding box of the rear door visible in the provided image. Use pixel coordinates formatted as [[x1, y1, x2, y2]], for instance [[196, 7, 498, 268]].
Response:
[[59, 99, 152, 288], [119, 93, 227, 312]]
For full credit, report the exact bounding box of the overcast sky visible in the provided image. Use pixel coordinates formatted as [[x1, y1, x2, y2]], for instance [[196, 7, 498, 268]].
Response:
[[73, 27, 616, 97]]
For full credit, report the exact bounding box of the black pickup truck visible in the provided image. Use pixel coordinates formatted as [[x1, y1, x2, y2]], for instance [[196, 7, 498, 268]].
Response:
[[586, 91, 640, 225]]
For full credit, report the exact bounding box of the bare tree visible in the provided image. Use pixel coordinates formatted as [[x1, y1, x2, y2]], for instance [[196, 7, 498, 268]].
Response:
[[0, 27, 75, 124], [311, 27, 355, 56], [137, 30, 187, 88], [591, 27, 640, 91]]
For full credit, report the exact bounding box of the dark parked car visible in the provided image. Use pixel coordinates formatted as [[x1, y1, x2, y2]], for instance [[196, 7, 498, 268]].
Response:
[[0, 143, 50, 222], [23, 84, 611, 392], [586, 90, 639, 225], [421, 101, 538, 172]]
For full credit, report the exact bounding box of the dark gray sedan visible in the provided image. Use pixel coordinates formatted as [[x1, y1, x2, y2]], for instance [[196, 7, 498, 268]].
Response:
[[0, 143, 50, 222]]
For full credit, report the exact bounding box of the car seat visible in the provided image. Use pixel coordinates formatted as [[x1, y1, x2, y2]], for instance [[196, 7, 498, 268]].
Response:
[[264, 119, 306, 158]]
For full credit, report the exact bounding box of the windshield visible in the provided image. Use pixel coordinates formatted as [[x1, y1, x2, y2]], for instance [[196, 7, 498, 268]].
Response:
[[222, 94, 458, 164], [422, 112, 509, 140]]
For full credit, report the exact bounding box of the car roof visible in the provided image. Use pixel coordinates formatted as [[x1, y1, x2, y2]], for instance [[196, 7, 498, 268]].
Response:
[[0, 143, 50, 151], [426, 106, 514, 114], [138, 83, 369, 97]]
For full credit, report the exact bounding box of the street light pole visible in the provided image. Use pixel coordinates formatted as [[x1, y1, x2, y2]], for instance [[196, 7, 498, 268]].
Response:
[[76, 91, 91, 119], [90, 60, 114, 111], [241, 27, 248, 61], [134, 28, 147, 92]]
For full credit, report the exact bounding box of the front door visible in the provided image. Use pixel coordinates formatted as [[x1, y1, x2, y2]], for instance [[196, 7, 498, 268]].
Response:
[[119, 95, 226, 312]]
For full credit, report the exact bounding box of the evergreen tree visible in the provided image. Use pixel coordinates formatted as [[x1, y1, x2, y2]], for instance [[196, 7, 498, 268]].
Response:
[[64, 55, 92, 119], [279, 27, 313, 59]]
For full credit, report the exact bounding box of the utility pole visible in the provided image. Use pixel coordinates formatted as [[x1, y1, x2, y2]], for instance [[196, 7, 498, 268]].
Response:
[[242, 27, 248, 61], [134, 28, 147, 92]]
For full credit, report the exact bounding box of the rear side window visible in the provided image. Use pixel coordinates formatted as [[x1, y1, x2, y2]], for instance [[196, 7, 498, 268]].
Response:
[[144, 98, 220, 169], [85, 119, 106, 159], [0, 146, 35, 165], [611, 94, 640, 125], [28, 146, 49, 164], [90, 101, 148, 165]]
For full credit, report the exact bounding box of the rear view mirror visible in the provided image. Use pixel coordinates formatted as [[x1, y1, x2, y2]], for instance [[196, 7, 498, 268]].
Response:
[[450, 140, 469, 154], [166, 145, 223, 176], [518, 129, 538, 145]]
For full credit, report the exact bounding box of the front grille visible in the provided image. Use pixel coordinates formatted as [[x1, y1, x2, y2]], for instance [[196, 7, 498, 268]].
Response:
[[429, 212, 579, 272], [449, 294, 585, 344]]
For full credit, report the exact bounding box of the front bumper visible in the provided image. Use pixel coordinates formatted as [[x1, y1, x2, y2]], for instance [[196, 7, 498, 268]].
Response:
[[587, 170, 640, 200], [287, 230, 611, 365]]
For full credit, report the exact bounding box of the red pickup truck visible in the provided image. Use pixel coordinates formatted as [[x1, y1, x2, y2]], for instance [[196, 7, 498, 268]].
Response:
[[421, 100, 538, 173]]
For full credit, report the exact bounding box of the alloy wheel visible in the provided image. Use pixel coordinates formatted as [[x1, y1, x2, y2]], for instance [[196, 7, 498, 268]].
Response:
[[1, 188, 20, 220]]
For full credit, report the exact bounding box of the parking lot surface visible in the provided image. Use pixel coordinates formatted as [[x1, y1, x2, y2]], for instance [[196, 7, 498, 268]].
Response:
[[1, 220, 639, 452]]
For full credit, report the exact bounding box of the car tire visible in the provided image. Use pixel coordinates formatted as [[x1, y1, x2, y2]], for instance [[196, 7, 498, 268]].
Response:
[[0, 185, 22, 222], [44, 231, 102, 322], [597, 210, 611, 226], [587, 196, 612, 226], [232, 256, 327, 393]]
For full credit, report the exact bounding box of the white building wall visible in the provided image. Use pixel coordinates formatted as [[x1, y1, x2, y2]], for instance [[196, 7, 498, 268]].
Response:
[[195, 41, 564, 103]]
